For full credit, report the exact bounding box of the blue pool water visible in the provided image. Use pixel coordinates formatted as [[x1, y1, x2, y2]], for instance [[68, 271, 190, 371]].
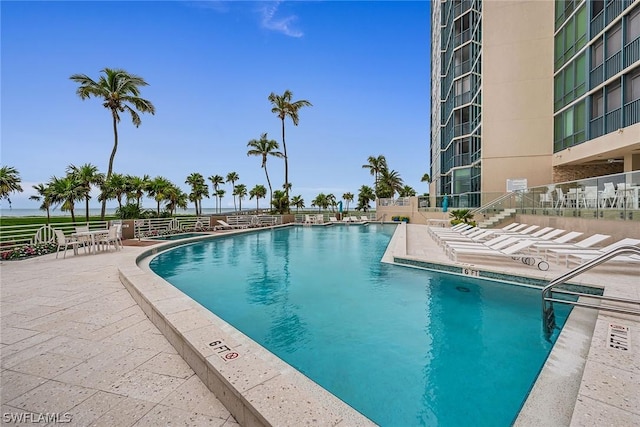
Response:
[[149, 224, 571, 426]]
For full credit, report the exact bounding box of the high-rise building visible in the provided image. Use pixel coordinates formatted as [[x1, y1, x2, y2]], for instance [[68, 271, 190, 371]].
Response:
[[431, 0, 640, 208]]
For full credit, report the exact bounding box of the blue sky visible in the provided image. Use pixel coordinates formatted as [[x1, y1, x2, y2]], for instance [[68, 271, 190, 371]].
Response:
[[1, 0, 431, 210]]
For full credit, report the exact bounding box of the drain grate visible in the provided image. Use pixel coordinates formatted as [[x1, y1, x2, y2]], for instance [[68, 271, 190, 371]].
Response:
[[607, 323, 630, 351]]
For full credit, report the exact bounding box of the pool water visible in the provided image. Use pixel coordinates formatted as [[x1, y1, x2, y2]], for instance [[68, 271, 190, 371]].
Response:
[[149, 225, 571, 426]]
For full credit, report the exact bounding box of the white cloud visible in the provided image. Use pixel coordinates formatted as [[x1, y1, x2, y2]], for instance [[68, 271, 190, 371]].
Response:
[[259, 1, 303, 38]]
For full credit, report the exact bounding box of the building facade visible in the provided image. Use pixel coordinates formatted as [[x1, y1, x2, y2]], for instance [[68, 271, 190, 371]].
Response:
[[431, 0, 640, 208]]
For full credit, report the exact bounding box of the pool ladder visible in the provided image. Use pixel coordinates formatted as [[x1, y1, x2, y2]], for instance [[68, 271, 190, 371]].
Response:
[[542, 245, 640, 338]]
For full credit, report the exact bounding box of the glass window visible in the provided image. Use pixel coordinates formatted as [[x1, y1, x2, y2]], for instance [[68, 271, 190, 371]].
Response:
[[564, 62, 574, 95], [575, 53, 586, 93], [564, 109, 574, 135], [628, 6, 640, 42], [554, 75, 563, 104], [555, 29, 564, 65], [592, 92, 604, 118], [626, 70, 640, 102], [592, 39, 604, 67], [575, 100, 586, 132], [606, 25, 622, 57], [564, 19, 575, 56], [593, 0, 604, 16], [576, 5, 587, 49], [607, 84, 621, 110]]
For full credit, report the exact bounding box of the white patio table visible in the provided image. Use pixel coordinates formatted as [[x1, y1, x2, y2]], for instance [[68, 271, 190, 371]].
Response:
[[72, 229, 109, 254]]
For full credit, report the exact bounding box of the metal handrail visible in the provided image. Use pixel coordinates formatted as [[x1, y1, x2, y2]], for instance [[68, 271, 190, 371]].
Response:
[[470, 192, 517, 215], [542, 245, 640, 337]]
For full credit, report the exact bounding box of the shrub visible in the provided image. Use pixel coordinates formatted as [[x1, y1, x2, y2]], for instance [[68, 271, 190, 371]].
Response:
[[1, 243, 58, 260]]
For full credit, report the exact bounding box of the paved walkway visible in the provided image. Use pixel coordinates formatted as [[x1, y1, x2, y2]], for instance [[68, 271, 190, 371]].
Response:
[[1, 246, 238, 426]]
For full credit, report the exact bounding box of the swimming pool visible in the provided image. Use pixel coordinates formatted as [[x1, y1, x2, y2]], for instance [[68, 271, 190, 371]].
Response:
[[148, 224, 571, 426]]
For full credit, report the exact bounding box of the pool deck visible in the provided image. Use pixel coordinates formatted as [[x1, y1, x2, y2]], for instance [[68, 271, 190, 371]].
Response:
[[1, 224, 638, 426]]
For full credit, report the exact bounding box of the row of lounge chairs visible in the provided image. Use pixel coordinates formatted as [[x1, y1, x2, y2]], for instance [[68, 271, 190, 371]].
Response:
[[429, 222, 640, 270]]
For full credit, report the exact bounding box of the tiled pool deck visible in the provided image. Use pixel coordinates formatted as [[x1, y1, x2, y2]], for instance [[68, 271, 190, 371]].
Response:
[[1, 224, 638, 426]]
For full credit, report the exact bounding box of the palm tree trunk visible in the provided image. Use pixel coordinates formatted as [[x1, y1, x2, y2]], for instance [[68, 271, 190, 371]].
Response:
[[265, 166, 273, 212], [85, 196, 90, 222], [102, 113, 119, 220], [281, 118, 288, 201]]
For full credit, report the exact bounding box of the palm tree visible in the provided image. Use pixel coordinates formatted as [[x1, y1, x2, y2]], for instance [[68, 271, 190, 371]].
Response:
[[186, 173, 209, 216], [362, 155, 388, 191], [0, 166, 23, 208], [326, 193, 337, 213], [247, 133, 283, 209], [421, 173, 431, 193], [165, 185, 188, 216], [234, 184, 248, 212], [126, 174, 150, 208], [249, 184, 267, 212], [67, 163, 104, 222], [356, 185, 376, 212], [216, 189, 226, 212], [271, 190, 288, 214], [290, 195, 305, 212], [342, 192, 354, 216], [208, 174, 225, 213], [147, 176, 172, 216], [29, 183, 53, 223], [48, 175, 84, 222], [377, 169, 404, 199], [311, 193, 329, 212], [399, 185, 417, 197], [70, 68, 156, 220], [100, 173, 128, 210], [268, 90, 312, 205], [226, 172, 239, 211]]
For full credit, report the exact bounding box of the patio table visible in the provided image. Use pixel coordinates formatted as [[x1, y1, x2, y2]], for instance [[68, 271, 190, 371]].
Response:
[[72, 229, 109, 254]]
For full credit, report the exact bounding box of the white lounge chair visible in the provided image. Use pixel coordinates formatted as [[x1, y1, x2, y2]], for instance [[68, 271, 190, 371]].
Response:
[[555, 238, 640, 266], [533, 234, 611, 259], [54, 229, 85, 259], [448, 239, 549, 270], [360, 216, 369, 222], [329, 216, 339, 223], [216, 220, 247, 230]]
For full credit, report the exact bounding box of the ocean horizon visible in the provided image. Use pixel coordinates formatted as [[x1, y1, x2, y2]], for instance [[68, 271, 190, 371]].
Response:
[[0, 207, 240, 218]]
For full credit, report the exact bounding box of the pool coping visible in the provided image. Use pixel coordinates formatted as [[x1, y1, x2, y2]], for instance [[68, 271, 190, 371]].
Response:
[[120, 225, 376, 427]]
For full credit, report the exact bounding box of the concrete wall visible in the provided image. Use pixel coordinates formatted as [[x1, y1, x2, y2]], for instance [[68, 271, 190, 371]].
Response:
[[481, 0, 555, 193]]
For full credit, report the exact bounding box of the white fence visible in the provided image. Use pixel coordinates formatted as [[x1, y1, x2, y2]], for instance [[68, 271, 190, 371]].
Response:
[[0, 220, 110, 251]]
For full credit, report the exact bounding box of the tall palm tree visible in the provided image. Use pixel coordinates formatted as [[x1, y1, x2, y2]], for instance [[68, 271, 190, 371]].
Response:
[[290, 195, 305, 212], [67, 163, 104, 222], [234, 184, 248, 212], [249, 184, 267, 212], [165, 184, 188, 216], [208, 174, 225, 213], [126, 174, 150, 208], [377, 169, 404, 199], [147, 176, 172, 216], [29, 183, 53, 223], [70, 68, 156, 220], [342, 192, 354, 216], [0, 166, 23, 208], [271, 190, 288, 214], [362, 155, 388, 191], [268, 90, 312, 205], [247, 133, 283, 209], [186, 173, 208, 216], [311, 193, 328, 212], [326, 193, 337, 213], [399, 185, 417, 197], [48, 175, 83, 222], [421, 173, 431, 195], [226, 172, 239, 211], [216, 189, 226, 212]]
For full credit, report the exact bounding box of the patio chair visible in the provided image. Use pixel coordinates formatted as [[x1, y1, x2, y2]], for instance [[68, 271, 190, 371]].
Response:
[[96, 225, 120, 252], [531, 233, 610, 257], [74, 225, 92, 248], [216, 220, 247, 230], [554, 188, 566, 208], [361, 216, 370, 222], [600, 182, 618, 208], [54, 229, 85, 259]]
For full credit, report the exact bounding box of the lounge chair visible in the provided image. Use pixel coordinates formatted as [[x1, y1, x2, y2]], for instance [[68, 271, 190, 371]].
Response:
[[216, 220, 247, 230], [54, 229, 85, 259], [551, 238, 640, 266], [448, 239, 549, 270], [360, 216, 369, 222], [329, 216, 339, 223], [531, 233, 611, 258]]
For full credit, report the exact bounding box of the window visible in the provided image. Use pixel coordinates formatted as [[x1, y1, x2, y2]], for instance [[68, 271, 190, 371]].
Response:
[[626, 70, 640, 102], [606, 25, 622, 57], [628, 6, 640, 43], [592, 0, 604, 17], [592, 39, 604, 68], [564, 109, 574, 135], [607, 84, 621, 111], [592, 91, 604, 118]]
